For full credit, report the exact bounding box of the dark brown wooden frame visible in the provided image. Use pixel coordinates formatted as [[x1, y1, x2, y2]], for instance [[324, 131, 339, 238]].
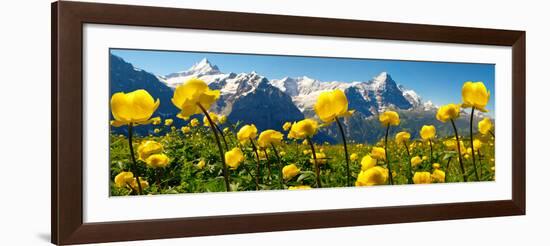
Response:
[[52, 1, 525, 245]]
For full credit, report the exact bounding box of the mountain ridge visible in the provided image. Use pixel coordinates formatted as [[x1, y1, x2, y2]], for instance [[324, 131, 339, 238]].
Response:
[[110, 54, 490, 143]]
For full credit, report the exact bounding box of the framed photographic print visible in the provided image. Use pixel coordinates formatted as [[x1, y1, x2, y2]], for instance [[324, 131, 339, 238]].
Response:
[[52, 1, 525, 245]]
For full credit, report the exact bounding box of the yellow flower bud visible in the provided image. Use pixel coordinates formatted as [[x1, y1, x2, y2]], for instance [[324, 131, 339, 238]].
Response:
[[420, 125, 436, 140], [282, 122, 292, 131], [478, 118, 493, 135], [436, 104, 461, 123], [237, 124, 258, 145], [258, 130, 284, 149], [225, 147, 244, 169], [461, 81, 490, 112], [114, 171, 134, 188], [411, 156, 422, 167], [360, 155, 377, 171], [395, 131, 411, 145], [379, 111, 400, 127], [314, 89, 353, 123], [181, 126, 191, 133], [171, 78, 220, 119], [110, 89, 160, 127], [137, 140, 164, 161], [288, 119, 318, 139], [190, 118, 199, 127], [350, 153, 358, 161], [355, 166, 388, 186], [370, 147, 385, 160], [431, 169, 445, 183], [197, 160, 206, 169], [282, 164, 301, 180], [413, 171, 432, 184]]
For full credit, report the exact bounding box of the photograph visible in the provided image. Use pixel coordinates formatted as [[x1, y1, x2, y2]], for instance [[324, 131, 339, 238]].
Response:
[[109, 48, 495, 196]]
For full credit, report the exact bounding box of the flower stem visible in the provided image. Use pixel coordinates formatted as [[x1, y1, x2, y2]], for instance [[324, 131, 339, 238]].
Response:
[[335, 117, 351, 187], [384, 125, 394, 185], [249, 138, 261, 189], [307, 137, 322, 188], [450, 119, 467, 182], [489, 130, 495, 138], [127, 123, 143, 195], [263, 149, 273, 184], [469, 107, 480, 181], [213, 122, 229, 151], [270, 143, 284, 189], [403, 142, 413, 184], [478, 149, 483, 180], [445, 157, 452, 183], [197, 103, 230, 191], [428, 139, 434, 164]]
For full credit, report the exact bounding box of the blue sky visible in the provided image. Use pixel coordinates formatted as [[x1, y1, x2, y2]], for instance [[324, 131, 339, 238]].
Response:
[[111, 48, 495, 113]]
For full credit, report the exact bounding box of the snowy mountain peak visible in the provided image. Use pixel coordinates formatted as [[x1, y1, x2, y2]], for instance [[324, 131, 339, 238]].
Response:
[[370, 72, 397, 90], [186, 58, 220, 75]]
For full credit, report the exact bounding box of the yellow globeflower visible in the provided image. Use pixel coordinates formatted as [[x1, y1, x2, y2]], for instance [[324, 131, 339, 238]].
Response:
[[137, 140, 163, 161], [282, 122, 292, 131], [422, 156, 428, 161], [350, 153, 359, 161], [190, 118, 199, 127], [152, 117, 161, 125], [355, 166, 389, 186], [432, 163, 441, 169], [144, 153, 170, 168], [360, 155, 377, 171], [302, 139, 309, 146], [310, 152, 327, 165], [444, 139, 465, 152], [282, 164, 301, 180], [473, 139, 482, 151], [110, 89, 160, 127], [411, 156, 422, 167], [225, 147, 244, 169], [203, 112, 219, 127], [164, 118, 173, 126], [420, 125, 436, 140], [288, 119, 318, 139], [314, 89, 353, 123], [432, 169, 445, 183], [370, 147, 386, 160], [413, 172, 432, 184], [379, 111, 400, 126], [258, 130, 284, 149], [181, 126, 191, 133], [197, 160, 206, 169], [303, 150, 311, 155], [436, 104, 461, 123], [280, 151, 286, 156], [114, 171, 134, 188], [288, 185, 312, 190], [395, 131, 411, 145], [478, 118, 493, 135], [130, 177, 149, 191], [153, 128, 160, 134], [237, 124, 258, 144], [461, 81, 490, 112], [171, 78, 221, 119], [219, 115, 227, 124]]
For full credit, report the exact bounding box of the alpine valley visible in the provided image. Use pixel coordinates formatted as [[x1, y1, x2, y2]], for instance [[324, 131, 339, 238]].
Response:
[[110, 54, 490, 143]]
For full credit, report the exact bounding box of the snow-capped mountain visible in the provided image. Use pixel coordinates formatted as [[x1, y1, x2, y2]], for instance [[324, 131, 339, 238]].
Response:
[[110, 55, 488, 142], [161, 58, 229, 88]]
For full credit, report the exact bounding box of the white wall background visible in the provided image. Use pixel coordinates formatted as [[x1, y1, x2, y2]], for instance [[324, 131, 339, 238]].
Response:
[[0, 0, 546, 245]]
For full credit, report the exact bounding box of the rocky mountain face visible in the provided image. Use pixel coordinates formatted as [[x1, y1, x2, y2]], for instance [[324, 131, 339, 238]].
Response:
[[110, 55, 487, 143]]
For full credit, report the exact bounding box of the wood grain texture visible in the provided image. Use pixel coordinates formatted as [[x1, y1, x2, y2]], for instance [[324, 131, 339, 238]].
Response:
[[51, 1, 526, 244]]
